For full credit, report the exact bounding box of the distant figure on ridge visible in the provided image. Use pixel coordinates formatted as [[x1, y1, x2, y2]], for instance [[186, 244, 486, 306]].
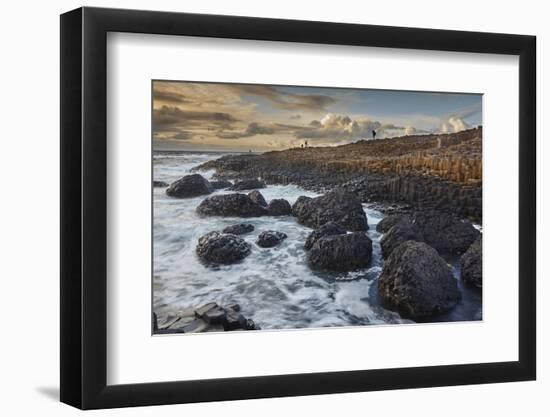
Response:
[[372, 130, 376, 140], [305, 140, 309, 148]]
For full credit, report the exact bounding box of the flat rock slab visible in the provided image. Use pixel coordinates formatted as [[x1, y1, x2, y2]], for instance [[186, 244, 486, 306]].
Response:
[[154, 303, 260, 334]]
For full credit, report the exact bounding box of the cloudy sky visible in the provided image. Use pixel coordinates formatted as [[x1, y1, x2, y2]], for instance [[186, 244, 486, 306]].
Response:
[[152, 81, 482, 152]]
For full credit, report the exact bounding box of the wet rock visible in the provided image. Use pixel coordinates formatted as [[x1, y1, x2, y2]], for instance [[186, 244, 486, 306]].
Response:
[[224, 310, 245, 331], [230, 178, 266, 191], [222, 223, 254, 235], [154, 308, 196, 333], [380, 221, 423, 258], [196, 231, 251, 264], [304, 221, 346, 250], [153, 180, 169, 188], [156, 314, 182, 330], [291, 196, 313, 217], [267, 199, 292, 216], [247, 190, 268, 207], [181, 319, 211, 333], [308, 232, 372, 271], [226, 303, 241, 312], [376, 214, 412, 233], [461, 237, 482, 288], [152, 312, 158, 331], [257, 230, 287, 248], [412, 211, 480, 254], [209, 179, 233, 189], [225, 310, 259, 331], [292, 189, 369, 231], [196, 193, 268, 217], [240, 317, 259, 330], [378, 241, 461, 319], [166, 174, 213, 198], [154, 303, 260, 333], [195, 303, 226, 324]]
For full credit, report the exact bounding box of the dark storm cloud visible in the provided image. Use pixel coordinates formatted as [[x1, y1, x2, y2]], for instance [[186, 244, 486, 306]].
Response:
[[286, 93, 336, 111], [171, 131, 193, 140], [218, 122, 276, 139], [153, 106, 239, 127], [217, 122, 308, 140], [226, 84, 337, 111], [153, 90, 191, 104]]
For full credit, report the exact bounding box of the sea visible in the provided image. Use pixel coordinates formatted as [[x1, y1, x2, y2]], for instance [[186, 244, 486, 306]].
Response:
[[153, 151, 482, 330]]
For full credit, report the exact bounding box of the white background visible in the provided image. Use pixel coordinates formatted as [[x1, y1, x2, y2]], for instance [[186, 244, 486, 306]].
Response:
[[108, 33, 518, 385], [0, 0, 546, 416]]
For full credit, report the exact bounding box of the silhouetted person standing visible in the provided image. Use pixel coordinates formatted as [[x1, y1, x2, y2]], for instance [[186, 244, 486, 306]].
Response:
[[372, 130, 376, 139]]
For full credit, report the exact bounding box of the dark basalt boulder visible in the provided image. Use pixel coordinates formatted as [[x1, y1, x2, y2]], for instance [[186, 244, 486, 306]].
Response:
[[267, 199, 292, 216], [376, 214, 412, 233], [196, 193, 268, 217], [209, 179, 233, 189], [378, 241, 461, 319], [291, 196, 313, 217], [304, 221, 347, 250], [153, 180, 169, 188], [380, 221, 423, 258], [308, 232, 372, 271], [413, 211, 480, 254], [292, 189, 369, 231], [166, 174, 213, 198], [247, 190, 267, 207], [461, 237, 482, 288], [196, 231, 251, 264], [222, 223, 254, 235], [257, 230, 287, 248], [230, 178, 266, 191]]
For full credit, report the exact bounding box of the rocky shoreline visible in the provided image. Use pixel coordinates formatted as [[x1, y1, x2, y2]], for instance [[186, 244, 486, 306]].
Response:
[[194, 128, 482, 222], [154, 129, 483, 332]]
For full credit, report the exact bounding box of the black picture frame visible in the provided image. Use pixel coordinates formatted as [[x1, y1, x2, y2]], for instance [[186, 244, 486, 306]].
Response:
[[60, 6, 536, 410]]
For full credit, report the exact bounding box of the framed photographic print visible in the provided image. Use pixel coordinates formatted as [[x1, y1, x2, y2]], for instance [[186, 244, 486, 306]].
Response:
[[60, 7, 536, 409]]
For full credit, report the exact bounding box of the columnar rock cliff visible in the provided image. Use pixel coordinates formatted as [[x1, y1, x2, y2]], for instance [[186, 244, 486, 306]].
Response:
[[195, 128, 482, 221]]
